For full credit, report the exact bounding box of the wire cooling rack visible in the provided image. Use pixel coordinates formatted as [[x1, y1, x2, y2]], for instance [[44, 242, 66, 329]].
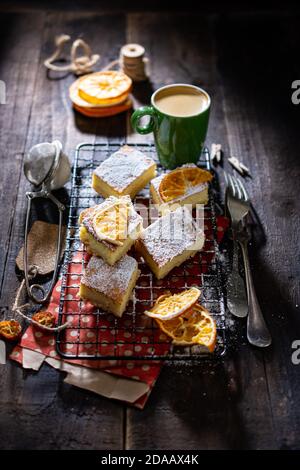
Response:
[[56, 142, 227, 361]]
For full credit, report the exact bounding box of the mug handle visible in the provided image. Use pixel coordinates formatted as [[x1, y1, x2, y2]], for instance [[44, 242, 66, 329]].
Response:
[[131, 106, 157, 134]]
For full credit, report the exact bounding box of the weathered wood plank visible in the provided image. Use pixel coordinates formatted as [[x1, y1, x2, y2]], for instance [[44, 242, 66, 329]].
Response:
[[0, 7, 300, 451], [125, 11, 292, 450], [0, 12, 44, 295], [0, 10, 127, 450], [0, 363, 126, 450], [26, 10, 127, 155], [0, 10, 127, 305], [215, 12, 300, 449]]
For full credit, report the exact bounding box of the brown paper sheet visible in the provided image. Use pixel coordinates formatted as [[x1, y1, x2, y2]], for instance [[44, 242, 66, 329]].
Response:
[[16, 221, 66, 275]]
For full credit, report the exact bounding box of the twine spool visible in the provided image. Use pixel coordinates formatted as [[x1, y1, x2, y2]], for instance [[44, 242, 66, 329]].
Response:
[[119, 43, 148, 82], [102, 43, 149, 82], [44, 36, 149, 82]]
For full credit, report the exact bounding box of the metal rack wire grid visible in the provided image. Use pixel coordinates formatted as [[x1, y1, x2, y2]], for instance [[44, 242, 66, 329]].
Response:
[[56, 142, 227, 361]]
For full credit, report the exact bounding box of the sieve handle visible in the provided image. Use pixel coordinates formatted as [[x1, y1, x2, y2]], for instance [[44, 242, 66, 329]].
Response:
[[24, 189, 65, 304]]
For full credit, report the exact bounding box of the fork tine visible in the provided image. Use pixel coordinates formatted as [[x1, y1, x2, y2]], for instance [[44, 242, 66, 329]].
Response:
[[232, 175, 242, 200], [236, 178, 249, 202], [227, 173, 236, 197], [223, 170, 229, 186], [231, 174, 243, 199]]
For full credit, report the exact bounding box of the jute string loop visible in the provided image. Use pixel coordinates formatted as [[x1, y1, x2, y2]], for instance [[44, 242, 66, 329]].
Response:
[[44, 36, 148, 81], [12, 265, 70, 332], [44, 35, 100, 75]]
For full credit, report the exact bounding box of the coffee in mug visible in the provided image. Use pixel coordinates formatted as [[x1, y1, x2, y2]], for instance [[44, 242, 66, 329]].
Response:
[[154, 87, 208, 117], [131, 84, 211, 169]]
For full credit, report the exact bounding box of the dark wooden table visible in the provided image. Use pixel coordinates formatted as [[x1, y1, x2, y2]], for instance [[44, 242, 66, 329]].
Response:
[[0, 3, 300, 450]]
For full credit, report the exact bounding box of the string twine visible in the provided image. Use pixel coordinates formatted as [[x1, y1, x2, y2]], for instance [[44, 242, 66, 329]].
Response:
[[44, 35, 148, 81], [12, 265, 70, 333], [44, 35, 100, 75]]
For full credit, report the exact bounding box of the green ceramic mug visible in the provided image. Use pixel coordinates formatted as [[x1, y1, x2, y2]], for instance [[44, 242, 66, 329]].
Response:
[[131, 83, 211, 169]]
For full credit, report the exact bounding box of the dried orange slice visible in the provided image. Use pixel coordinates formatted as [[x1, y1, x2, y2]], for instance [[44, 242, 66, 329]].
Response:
[[144, 287, 200, 320], [159, 167, 213, 202], [92, 198, 130, 246], [73, 98, 132, 118], [32, 311, 56, 330], [156, 304, 216, 352], [70, 76, 130, 108], [78, 71, 132, 105], [0, 320, 22, 341]]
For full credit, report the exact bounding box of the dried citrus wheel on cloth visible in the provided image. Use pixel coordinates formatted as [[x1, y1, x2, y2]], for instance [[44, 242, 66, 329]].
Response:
[[92, 198, 130, 246], [156, 304, 216, 352], [0, 320, 22, 341], [159, 167, 213, 202], [144, 287, 201, 320], [32, 311, 56, 329], [78, 71, 132, 105], [69, 75, 130, 109]]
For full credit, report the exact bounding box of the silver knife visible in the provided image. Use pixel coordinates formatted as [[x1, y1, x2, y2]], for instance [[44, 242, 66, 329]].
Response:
[[235, 224, 272, 347], [226, 235, 248, 318]]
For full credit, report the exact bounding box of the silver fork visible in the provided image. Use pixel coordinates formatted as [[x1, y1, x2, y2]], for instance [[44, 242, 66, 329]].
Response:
[[225, 172, 249, 318], [226, 174, 272, 347]]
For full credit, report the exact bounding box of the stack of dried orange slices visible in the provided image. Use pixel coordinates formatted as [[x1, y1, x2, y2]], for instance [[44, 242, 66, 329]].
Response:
[[69, 70, 132, 118], [145, 287, 217, 353]]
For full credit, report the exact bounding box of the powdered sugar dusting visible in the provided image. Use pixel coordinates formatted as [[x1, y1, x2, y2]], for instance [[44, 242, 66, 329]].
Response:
[[94, 146, 156, 192], [81, 254, 138, 300], [81, 196, 142, 250], [151, 164, 208, 204], [140, 206, 204, 267]]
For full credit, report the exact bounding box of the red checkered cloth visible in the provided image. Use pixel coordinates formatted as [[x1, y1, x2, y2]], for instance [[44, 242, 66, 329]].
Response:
[[11, 216, 228, 409]]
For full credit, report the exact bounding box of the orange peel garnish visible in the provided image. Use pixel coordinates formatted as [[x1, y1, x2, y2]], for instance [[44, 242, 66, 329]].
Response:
[[144, 287, 201, 320], [69, 74, 130, 109], [32, 311, 56, 329], [77, 71, 132, 105], [92, 198, 130, 246], [159, 167, 213, 203], [156, 304, 216, 352], [0, 320, 22, 341], [73, 99, 132, 117]]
